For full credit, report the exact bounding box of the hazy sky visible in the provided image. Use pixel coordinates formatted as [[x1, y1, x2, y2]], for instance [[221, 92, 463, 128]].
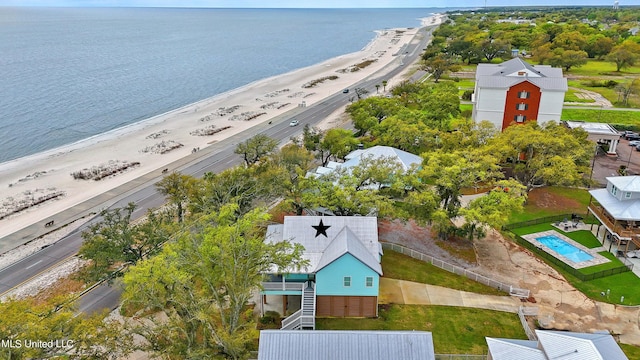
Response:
[[1, 0, 638, 7]]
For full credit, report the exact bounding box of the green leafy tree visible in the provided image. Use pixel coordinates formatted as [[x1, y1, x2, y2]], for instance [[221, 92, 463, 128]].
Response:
[[156, 171, 198, 222], [606, 40, 640, 72], [418, 150, 502, 218], [585, 34, 614, 59], [548, 49, 588, 71], [192, 166, 272, 216], [122, 204, 306, 360], [0, 297, 131, 360], [485, 122, 592, 193], [459, 179, 527, 240], [421, 53, 460, 83], [346, 97, 402, 136], [234, 134, 279, 166], [78, 203, 172, 281], [320, 128, 359, 164], [477, 38, 510, 62]]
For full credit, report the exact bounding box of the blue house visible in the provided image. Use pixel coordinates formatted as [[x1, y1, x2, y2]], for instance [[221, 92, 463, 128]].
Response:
[[262, 216, 382, 329]]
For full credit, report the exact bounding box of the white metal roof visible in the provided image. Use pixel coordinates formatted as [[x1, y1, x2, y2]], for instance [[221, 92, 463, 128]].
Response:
[[265, 216, 380, 274], [536, 330, 628, 360], [565, 121, 620, 136], [258, 330, 435, 360], [316, 226, 382, 275], [341, 145, 422, 172], [607, 176, 640, 193], [589, 188, 640, 221], [486, 337, 546, 360]]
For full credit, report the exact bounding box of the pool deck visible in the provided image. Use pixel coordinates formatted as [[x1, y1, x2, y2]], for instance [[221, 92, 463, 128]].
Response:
[[521, 230, 611, 269]]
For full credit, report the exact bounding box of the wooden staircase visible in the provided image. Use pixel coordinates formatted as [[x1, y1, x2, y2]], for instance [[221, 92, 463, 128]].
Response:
[[280, 281, 315, 330]]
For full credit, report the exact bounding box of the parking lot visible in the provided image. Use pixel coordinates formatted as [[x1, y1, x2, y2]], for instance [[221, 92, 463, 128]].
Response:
[[591, 137, 640, 186]]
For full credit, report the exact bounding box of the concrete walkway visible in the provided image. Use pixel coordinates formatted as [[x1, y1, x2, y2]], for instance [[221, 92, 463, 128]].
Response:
[[379, 278, 523, 314]]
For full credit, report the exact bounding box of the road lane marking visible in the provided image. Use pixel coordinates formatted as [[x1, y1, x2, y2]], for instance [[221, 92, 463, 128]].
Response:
[[25, 259, 43, 270]]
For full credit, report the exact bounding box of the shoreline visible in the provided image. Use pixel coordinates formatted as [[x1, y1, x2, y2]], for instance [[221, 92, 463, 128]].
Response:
[[0, 13, 445, 242]]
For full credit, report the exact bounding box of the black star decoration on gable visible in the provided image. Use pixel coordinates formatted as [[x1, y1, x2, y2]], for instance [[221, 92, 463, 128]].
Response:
[[312, 219, 331, 238]]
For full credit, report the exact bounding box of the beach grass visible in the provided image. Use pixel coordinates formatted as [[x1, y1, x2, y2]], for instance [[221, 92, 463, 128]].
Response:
[[316, 304, 526, 355], [382, 250, 505, 295]]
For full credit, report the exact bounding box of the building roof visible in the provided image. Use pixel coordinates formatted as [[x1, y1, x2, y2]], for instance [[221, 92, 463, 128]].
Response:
[[536, 330, 628, 360], [258, 330, 435, 360], [589, 188, 640, 221], [475, 58, 567, 91], [486, 338, 546, 360], [487, 331, 628, 360], [565, 121, 620, 137], [608, 176, 640, 193], [342, 146, 422, 172], [265, 216, 380, 274], [316, 226, 382, 275]]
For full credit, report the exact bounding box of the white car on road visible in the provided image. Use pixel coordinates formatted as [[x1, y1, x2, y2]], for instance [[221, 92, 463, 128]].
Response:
[[289, 119, 299, 127], [629, 140, 640, 147]]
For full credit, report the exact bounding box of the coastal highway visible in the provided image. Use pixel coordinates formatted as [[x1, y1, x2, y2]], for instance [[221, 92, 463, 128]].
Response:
[[0, 23, 437, 313]]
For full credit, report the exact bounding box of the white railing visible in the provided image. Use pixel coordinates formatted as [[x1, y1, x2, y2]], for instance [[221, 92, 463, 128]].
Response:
[[382, 243, 530, 298], [262, 281, 304, 292], [518, 306, 539, 340], [281, 309, 303, 330]]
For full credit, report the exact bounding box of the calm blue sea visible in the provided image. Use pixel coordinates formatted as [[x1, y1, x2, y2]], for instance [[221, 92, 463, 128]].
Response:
[[0, 7, 446, 163]]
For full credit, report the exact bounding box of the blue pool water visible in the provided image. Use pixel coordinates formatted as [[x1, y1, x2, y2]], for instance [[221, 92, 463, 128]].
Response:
[[536, 235, 594, 263]]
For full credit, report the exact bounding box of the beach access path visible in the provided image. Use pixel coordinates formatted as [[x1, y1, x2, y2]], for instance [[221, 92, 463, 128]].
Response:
[[0, 15, 447, 312]]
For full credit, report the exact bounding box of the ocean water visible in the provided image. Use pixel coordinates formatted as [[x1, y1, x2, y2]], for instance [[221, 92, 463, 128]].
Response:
[[0, 7, 444, 163]]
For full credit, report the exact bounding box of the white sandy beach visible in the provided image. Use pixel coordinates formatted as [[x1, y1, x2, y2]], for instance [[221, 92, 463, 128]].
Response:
[[0, 14, 445, 243]]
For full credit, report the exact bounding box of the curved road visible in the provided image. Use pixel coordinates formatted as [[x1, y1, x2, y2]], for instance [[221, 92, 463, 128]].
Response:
[[0, 24, 437, 314]]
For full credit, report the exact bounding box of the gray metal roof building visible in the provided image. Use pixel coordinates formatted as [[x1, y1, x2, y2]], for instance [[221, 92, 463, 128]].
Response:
[[258, 330, 435, 360], [487, 330, 628, 360]]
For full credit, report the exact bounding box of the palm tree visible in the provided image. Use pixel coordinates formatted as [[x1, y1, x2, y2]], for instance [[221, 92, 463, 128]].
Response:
[[382, 80, 388, 92]]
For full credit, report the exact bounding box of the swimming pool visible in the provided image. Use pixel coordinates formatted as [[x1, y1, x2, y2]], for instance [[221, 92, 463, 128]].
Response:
[[536, 235, 594, 263]]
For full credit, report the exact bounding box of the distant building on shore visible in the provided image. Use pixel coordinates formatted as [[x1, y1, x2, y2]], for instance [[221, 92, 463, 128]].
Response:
[[472, 58, 568, 131]]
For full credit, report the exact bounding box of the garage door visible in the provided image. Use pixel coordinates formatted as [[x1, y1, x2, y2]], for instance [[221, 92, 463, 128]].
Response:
[[316, 296, 377, 317]]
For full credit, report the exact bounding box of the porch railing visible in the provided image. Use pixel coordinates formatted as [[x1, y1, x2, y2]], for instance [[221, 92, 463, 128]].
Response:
[[261, 282, 305, 292]]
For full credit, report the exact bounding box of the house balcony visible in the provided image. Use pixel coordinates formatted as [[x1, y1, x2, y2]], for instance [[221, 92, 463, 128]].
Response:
[[588, 203, 640, 247], [261, 281, 305, 294]]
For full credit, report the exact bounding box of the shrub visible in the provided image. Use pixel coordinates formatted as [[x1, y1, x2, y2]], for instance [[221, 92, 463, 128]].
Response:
[[462, 90, 474, 101]]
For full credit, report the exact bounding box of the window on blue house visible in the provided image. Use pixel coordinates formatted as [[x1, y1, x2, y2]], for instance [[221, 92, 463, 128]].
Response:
[[343, 276, 351, 287], [365, 277, 374, 287]]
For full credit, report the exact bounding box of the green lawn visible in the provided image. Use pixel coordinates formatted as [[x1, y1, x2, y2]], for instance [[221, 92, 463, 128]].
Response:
[[460, 103, 473, 112], [620, 343, 640, 360], [567, 59, 640, 76], [382, 250, 505, 295], [316, 304, 526, 355], [561, 108, 640, 126], [508, 186, 592, 223]]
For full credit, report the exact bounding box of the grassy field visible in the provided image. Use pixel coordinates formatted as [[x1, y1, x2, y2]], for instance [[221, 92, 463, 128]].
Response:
[[382, 250, 505, 295], [316, 304, 526, 355], [508, 186, 592, 223], [561, 108, 640, 127], [568, 59, 640, 76]]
